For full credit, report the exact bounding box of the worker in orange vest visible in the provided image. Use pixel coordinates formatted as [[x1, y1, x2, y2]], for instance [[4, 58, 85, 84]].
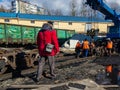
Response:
[[75, 41, 82, 58], [106, 64, 112, 78], [82, 38, 89, 57], [106, 38, 113, 56]]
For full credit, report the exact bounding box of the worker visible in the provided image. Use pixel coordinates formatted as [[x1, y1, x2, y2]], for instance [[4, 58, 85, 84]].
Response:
[[106, 64, 112, 78], [75, 41, 82, 58], [36, 22, 59, 82], [89, 41, 95, 57], [82, 38, 89, 57], [106, 38, 113, 57]]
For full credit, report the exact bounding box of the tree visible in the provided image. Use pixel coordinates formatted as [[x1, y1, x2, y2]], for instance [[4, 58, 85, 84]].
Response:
[[44, 7, 63, 16], [0, 5, 11, 12], [53, 9, 63, 16], [0, 5, 5, 12], [79, 0, 88, 17], [69, 0, 77, 16], [109, 2, 120, 13]]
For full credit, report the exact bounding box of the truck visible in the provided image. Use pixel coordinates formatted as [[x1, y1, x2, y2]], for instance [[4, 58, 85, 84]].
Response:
[[86, 0, 120, 39]]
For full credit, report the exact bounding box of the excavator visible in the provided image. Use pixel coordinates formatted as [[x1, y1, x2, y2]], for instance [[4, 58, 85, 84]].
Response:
[[86, 0, 120, 38]]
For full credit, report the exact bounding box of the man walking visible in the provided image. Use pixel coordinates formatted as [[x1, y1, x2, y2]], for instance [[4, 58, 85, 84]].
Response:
[[36, 21, 59, 81]]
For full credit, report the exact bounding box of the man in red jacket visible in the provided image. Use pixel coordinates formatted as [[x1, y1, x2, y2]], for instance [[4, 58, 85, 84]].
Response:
[[36, 21, 59, 81]]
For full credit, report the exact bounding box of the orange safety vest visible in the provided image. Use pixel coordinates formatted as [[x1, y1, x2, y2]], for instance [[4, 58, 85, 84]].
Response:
[[106, 65, 112, 73], [83, 41, 89, 49], [106, 41, 113, 49]]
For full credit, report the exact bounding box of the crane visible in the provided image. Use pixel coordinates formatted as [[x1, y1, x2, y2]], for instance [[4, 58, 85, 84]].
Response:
[[86, 0, 120, 38]]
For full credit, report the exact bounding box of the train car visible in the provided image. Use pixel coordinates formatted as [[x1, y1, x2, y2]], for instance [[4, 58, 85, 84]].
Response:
[[0, 23, 75, 46], [0, 23, 75, 74]]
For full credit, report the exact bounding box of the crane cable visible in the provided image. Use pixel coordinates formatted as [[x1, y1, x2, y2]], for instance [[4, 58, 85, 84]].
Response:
[[89, 5, 99, 37]]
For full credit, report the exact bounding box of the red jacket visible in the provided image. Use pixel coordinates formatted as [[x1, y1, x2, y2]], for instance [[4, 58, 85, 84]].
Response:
[[37, 29, 59, 56]]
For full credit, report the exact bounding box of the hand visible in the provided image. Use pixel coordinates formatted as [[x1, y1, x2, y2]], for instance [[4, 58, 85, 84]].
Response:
[[55, 52, 60, 57], [56, 52, 60, 55]]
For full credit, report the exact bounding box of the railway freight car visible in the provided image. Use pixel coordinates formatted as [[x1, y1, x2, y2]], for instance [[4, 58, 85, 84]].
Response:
[[0, 23, 75, 47]]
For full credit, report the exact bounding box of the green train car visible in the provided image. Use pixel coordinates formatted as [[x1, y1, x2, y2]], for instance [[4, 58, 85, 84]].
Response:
[[0, 23, 75, 46]]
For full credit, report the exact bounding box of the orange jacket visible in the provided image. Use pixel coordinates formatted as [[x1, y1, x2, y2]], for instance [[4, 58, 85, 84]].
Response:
[[106, 41, 113, 49], [106, 65, 112, 73], [83, 41, 89, 49]]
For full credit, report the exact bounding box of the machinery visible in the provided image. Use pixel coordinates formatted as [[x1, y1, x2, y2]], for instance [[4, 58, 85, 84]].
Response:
[[0, 48, 39, 74], [86, 1, 120, 84], [86, 0, 120, 38]]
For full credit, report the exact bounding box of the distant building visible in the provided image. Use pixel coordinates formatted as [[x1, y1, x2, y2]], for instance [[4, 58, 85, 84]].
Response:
[[11, 0, 45, 14], [0, 12, 113, 34]]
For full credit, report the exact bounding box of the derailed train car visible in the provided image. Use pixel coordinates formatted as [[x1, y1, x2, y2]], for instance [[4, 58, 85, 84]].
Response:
[[0, 23, 75, 46], [0, 23, 75, 74], [0, 48, 39, 75]]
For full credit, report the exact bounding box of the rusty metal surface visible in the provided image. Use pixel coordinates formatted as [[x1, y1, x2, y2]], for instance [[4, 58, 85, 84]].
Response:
[[0, 48, 39, 75]]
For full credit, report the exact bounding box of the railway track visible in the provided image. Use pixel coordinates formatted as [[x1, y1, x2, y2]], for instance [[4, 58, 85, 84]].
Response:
[[1, 50, 120, 88], [1, 54, 120, 90], [0, 54, 96, 81]]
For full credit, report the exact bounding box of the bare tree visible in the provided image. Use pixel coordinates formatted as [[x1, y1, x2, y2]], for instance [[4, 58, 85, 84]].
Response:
[[69, 0, 77, 16], [0, 5, 11, 12], [43, 3, 63, 16], [0, 5, 6, 12], [108, 2, 120, 13], [45, 9, 52, 15], [78, 0, 105, 19], [79, 0, 88, 17], [45, 8, 63, 16], [53, 9, 63, 16]]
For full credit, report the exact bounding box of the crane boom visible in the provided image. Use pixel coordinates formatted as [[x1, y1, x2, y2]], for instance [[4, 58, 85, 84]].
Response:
[[86, 0, 120, 38], [86, 0, 120, 25]]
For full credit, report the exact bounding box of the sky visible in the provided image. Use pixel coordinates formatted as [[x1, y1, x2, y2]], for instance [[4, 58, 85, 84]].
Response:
[[0, 0, 82, 15], [0, 0, 120, 14]]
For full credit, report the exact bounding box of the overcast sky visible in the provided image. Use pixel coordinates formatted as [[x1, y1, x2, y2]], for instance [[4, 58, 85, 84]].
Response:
[[0, 0, 120, 14]]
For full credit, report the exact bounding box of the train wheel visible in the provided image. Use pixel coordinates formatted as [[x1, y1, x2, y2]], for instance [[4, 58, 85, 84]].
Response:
[[0, 60, 7, 74]]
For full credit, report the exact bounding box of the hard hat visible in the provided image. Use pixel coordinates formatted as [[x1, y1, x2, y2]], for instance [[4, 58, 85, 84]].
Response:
[[107, 38, 111, 40]]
